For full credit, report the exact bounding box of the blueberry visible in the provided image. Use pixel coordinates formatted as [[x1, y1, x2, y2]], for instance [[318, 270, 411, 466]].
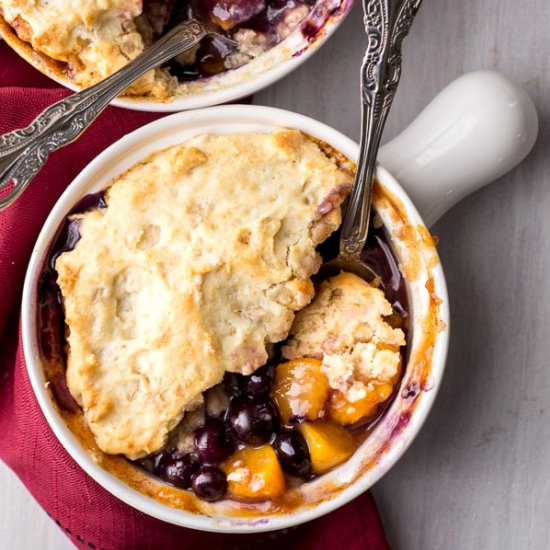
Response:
[[192, 466, 227, 502], [227, 395, 278, 445], [155, 449, 198, 489], [272, 430, 312, 478], [244, 365, 275, 396], [194, 418, 233, 463]]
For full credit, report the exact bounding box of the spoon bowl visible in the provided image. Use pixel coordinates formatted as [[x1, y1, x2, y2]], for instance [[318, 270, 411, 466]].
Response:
[[317, 257, 379, 285]]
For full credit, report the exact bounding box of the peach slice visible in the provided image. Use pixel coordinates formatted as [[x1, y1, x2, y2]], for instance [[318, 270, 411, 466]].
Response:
[[271, 358, 330, 424], [328, 383, 395, 426], [222, 445, 286, 499], [299, 422, 356, 475]]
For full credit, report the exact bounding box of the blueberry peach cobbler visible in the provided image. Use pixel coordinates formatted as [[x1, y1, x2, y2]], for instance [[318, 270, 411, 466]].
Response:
[[0, 0, 345, 99], [38, 130, 410, 507]]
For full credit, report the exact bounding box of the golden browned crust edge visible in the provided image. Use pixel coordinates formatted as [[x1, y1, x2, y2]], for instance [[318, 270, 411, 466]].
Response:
[[0, 13, 172, 101], [0, 14, 70, 83]]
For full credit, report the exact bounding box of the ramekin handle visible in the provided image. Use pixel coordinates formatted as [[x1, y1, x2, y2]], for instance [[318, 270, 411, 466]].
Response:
[[378, 70, 538, 227]]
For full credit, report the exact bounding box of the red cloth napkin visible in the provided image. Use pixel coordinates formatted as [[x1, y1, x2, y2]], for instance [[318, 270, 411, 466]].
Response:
[[0, 42, 390, 550]]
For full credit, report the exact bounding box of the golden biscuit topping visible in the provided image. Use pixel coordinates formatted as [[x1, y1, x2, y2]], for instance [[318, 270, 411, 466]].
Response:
[[282, 272, 406, 403], [55, 130, 352, 459], [0, 0, 174, 96]]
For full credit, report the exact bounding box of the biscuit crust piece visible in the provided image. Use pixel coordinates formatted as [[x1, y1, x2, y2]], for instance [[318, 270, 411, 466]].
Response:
[[282, 272, 406, 403], [55, 130, 352, 459], [0, 0, 174, 98]]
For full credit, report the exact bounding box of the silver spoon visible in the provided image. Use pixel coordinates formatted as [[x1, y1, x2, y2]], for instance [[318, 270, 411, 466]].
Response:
[[0, 19, 228, 210], [321, 0, 423, 283]]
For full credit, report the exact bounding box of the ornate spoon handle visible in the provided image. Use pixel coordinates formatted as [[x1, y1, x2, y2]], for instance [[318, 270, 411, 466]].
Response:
[[339, 0, 423, 261], [0, 19, 207, 210]]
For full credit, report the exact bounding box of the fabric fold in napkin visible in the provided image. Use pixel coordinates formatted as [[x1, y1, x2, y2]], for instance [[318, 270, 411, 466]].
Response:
[[0, 43, 390, 550]]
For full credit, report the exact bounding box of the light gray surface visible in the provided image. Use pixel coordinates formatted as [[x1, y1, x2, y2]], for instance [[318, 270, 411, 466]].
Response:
[[1, 0, 549, 548]]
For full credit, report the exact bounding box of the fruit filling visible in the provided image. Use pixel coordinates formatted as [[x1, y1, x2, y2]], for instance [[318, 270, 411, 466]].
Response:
[[144, 0, 319, 82], [139, 288, 405, 503], [39, 189, 409, 504]]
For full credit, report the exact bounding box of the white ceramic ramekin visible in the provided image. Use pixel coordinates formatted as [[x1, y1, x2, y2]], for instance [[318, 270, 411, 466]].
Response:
[[0, 0, 353, 112], [21, 70, 537, 533]]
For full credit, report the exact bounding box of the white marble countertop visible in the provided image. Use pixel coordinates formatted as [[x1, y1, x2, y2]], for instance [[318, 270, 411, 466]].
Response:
[[1, 0, 549, 548]]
